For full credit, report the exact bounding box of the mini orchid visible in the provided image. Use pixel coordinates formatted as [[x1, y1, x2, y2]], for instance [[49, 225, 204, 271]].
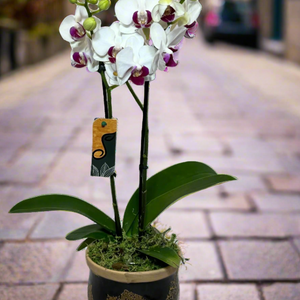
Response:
[[71, 43, 99, 72], [152, 0, 185, 23], [115, 0, 158, 33], [171, 0, 202, 38], [107, 35, 156, 85], [59, 6, 101, 45], [92, 22, 141, 63], [150, 23, 186, 72]]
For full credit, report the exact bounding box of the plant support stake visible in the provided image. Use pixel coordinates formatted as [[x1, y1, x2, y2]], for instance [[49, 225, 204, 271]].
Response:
[[139, 81, 150, 235], [98, 63, 122, 237]]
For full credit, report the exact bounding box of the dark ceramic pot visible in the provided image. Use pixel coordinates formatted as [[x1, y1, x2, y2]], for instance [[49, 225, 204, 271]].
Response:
[[86, 253, 179, 300]]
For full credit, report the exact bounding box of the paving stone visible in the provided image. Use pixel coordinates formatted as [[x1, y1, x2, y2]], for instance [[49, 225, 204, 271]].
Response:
[[29, 121, 76, 151], [167, 134, 226, 155], [266, 139, 300, 156], [223, 137, 276, 157], [222, 174, 267, 193], [219, 241, 300, 280], [263, 283, 300, 300], [30, 211, 91, 239], [179, 242, 223, 281], [200, 119, 256, 137], [266, 175, 300, 193], [210, 212, 300, 237], [65, 249, 90, 282], [58, 284, 87, 300], [0, 131, 32, 150], [44, 150, 93, 188], [156, 211, 211, 239], [170, 194, 251, 211], [0, 150, 58, 184], [196, 284, 260, 300], [0, 284, 59, 300], [0, 241, 75, 283], [251, 192, 300, 212], [0, 189, 42, 240], [293, 239, 300, 253], [180, 284, 195, 300]]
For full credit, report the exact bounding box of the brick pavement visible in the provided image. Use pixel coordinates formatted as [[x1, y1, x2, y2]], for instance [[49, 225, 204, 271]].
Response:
[[1, 35, 300, 299]]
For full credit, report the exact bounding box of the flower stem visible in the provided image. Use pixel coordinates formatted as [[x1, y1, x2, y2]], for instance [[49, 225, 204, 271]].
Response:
[[138, 81, 150, 236], [98, 63, 122, 237], [126, 81, 144, 111]]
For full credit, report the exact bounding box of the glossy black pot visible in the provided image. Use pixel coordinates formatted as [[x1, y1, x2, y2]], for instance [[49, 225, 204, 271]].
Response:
[[86, 253, 179, 300]]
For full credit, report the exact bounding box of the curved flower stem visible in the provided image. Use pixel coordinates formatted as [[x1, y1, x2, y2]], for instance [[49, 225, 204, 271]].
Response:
[[98, 64, 122, 237], [84, 0, 92, 17], [125, 81, 144, 111], [139, 81, 150, 236]]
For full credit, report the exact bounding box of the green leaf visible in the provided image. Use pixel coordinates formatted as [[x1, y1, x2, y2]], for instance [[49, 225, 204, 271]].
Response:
[[66, 224, 108, 240], [123, 161, 236, 235], [138, 246, 181, 268], [77, 238, 95, 251], [9, 194, 116, 234]]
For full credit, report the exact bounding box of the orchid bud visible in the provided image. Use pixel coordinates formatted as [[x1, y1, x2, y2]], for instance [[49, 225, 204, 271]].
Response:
[[88, 0, 98, 4], [98, 0, 111, 11], [69, 0, 77, 3], [83, 17, 97, 31]]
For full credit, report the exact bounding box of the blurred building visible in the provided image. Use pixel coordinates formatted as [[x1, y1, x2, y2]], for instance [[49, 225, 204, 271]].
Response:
[[259, 0, 300, 64], [0, 0, 74, 76]]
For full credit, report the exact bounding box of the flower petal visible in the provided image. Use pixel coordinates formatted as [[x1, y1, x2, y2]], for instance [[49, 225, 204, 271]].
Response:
[[115, 0, 138, 25], [59, 15, 76, 43], [116, 47, 135, 78], [92, 27, 115, 56], [150, 23, 167, 49], [166, 26, 186, 47], [139, 45, 156, 72]]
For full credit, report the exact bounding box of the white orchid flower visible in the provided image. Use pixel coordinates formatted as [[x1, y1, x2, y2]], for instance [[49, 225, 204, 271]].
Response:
[[59, 5, 101, 46], [152, 0, 185, 23], [71, 41, 99, 72], [150, 23, 185, 72], [92, 22, 141, 63], [105, 35, 156, 86], [105, 63, 120, 86], [172, 0, 202, 38], [115, 0, 158, 33]]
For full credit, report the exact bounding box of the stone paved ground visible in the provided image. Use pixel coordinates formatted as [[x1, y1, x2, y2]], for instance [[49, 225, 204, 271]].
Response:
[[1, 33, 300, 300]]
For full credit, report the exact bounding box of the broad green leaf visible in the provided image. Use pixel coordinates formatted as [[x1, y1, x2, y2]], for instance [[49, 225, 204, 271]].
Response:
[[123, 162, 236, 235], [77, 238, 95, 251], [138, 246, 181, 268], [66, 224, 108, 240], [9, 194, 116, 234]]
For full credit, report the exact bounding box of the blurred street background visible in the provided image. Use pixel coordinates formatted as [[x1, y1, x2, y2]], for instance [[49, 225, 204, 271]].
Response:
[[1, 0, 300, 299]]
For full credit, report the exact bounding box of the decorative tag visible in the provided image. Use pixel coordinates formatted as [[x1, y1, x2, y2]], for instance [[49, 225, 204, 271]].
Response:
[[91, 118, 117, 177]]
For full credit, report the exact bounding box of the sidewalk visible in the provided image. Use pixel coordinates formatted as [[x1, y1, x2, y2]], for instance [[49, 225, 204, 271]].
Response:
[[1, 36, 300, 300]]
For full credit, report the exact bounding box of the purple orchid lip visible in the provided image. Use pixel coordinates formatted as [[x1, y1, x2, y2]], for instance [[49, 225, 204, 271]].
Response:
[[163, 53, 178, 67], [108, 46, 123, 63], [161, 6, 176, 23], [72, 52, 87, 68], [184, 21, 198, 39], [132, 10, 152, 28], [70, 23, 86, 41], [130, 66, 149, 85]]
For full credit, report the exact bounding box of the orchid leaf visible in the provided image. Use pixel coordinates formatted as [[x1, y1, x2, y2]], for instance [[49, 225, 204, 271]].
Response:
[[9, 194, 116, 234], [123, 161, 237, 236], [66, 224, 111, 240], [138, 246, 181, 268], [77, 238, 95, 251]]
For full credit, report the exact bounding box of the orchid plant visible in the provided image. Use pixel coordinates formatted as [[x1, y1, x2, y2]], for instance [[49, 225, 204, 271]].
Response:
[[9, 0, 236, 270]]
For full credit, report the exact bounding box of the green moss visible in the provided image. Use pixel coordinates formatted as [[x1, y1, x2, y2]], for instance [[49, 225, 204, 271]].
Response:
[[87, 226, 184, 272]]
